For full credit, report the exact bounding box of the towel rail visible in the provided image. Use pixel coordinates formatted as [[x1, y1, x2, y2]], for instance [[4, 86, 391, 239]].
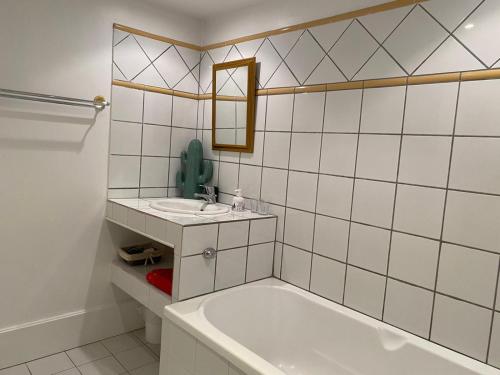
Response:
[[0, 88, 110, 110]]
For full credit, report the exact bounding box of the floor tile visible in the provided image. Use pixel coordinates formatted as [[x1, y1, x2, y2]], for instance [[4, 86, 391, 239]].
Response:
[[66, 343, 110, 366], [114, 346, 157, 371], [0, 365, 30, 375], [129, 362, 159, 375], [101, 334, 141, 355], [27, 353, 74, 375], [78, 357, 126, 375]]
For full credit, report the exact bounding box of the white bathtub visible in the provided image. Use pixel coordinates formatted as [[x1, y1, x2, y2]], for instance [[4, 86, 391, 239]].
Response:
[[162, 278, 500, 375]]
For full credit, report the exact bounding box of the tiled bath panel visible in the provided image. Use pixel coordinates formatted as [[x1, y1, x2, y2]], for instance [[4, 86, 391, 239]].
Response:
[[208, 78, 500, 366]]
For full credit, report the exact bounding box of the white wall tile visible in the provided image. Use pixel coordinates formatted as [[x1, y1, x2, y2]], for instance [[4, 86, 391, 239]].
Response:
[[443, 191, 500, 252], [285, 31, 325, 84], [316, 174, 353, 219], [281, 245, 312, 289], [218, 162, 239, 194], [179, 255, 215, 300], [320, 133, 357, 176], [140, 157, 169, 187], [352, 179, 395, 228], [255, 96, 267, 131], [249, 218, 276, 244], [403, 83, 458, 135], [143, 92, 172, 125], [110, 121, 142, 155], [455, 80, 500, 136], [261, 167, 287, 205], [170, 127, 197, 157], [383, 6, 448, 73], [355, 134, 401, 181], [488, 313, 500, 368], [360, 86, 406, 133], [284, 209, 315, 251], [292, 92, 325, 132], [449, 137, 500, 194], [263, 132, 291, 169], [289, 133, 322, 172], [453, 0, 500, 66], [246, 242, 274, 282], [127, 210, 146, 233], [388, 232, 439, 289], [398, 136, 451, 188], [329, 21, 378, 79], [165, 323, 195, 373], [286, 171, 318, 211], [393, 185, 445, 239], [431, 295, 491, 361], [215, 247, 247, 290], [344, 266, 386, 319], [218, 221, 249, 250], [313, 214, 349, 262], [422, 0, 482, 31], [182, 224, 218, 257], [324, 89, 362, 133], [437, 243, 498, 307], [109, 155, 140, 188], [238, 164, 261, 199], [240, 131, 264, 166], [172, 96, 198, 129], [348, 223, 390, 274], [266, 94, 294, 131], [112, 86, 143, 123], [384, 279, 433, 338], [145, 215, 167, 241], [274, 242, 283, 277], [142, 125, 171, 157], [310, 255, 345, 303]]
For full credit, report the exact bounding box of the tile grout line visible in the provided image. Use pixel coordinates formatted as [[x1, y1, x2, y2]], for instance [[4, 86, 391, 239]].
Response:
[[341, 83, 365, 304], [381, 81, 408, 321], [308, 90, 328, 290], [428, 77, 462, 340]]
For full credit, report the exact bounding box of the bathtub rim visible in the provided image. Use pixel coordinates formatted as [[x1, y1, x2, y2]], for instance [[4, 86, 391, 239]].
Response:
[[163, 278, 500, 375]]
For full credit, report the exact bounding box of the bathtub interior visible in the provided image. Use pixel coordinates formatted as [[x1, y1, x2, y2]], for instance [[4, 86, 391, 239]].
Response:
[[164, 279, 500, 375]]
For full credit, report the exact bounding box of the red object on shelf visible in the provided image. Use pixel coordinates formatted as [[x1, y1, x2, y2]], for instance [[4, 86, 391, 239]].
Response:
[[146, 268, 173, 296]]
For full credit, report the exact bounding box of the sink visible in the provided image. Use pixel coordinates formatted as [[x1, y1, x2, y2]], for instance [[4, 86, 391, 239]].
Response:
[[149, 198, 229, 215]]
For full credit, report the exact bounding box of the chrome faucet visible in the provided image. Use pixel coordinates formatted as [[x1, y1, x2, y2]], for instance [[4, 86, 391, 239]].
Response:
[[194, 185, 217, 211]]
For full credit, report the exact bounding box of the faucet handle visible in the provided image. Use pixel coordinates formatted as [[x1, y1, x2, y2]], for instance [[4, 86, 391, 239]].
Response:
[[205, 186, 215, 195]]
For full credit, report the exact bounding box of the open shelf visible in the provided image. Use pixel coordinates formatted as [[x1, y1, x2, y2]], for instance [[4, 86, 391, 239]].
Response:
[[111, 253, 173, 317]]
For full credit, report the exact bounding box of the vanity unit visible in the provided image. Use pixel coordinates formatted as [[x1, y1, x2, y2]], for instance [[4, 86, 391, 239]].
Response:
[[106, 198, 277, 309]]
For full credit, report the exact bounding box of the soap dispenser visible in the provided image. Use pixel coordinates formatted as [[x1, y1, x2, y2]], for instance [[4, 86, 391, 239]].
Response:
[[232, 189, 245, 212]]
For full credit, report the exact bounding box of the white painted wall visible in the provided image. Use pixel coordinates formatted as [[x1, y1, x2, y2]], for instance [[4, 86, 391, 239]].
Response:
[[202, 0, 388, 44], [0, 0, 201, 367]]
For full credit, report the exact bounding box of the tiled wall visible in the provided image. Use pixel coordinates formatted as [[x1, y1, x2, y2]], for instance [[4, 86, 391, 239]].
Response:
[[205, 78, 500, 366], [108, 86, 199, 198], [108, 0, 500, 367], [112, 28, 200, 94], [199, 1, 500, 91]]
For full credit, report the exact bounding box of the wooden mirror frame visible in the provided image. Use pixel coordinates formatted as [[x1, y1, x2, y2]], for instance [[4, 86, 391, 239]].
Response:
[[212, 57, 256, 153]]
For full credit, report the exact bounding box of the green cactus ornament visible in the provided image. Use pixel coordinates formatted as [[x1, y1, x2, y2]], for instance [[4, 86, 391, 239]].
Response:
[[176, 139, 213, 199]]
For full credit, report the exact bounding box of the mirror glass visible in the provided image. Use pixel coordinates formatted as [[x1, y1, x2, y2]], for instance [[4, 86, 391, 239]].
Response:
[[212, 58, 256, 153]]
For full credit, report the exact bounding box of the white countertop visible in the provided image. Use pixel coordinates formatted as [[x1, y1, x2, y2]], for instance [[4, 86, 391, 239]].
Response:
[[107, 198, 275, 227]]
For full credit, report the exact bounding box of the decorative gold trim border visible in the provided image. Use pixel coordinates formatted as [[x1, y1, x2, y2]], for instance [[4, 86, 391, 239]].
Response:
[[113, 0, 427, 52], [203, 0, 427, 50], [112, 69, 500, 100]]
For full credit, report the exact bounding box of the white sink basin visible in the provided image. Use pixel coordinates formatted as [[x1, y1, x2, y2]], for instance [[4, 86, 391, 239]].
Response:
[[149, 198, 229, 215]]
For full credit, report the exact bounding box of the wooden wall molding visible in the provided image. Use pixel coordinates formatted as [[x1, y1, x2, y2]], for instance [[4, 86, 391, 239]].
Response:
[[114, 0, 427, 52], [113, 69, 500, 100]]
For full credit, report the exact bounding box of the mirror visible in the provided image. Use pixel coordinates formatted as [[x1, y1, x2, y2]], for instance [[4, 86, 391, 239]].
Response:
[[212, 57, 256, 153]]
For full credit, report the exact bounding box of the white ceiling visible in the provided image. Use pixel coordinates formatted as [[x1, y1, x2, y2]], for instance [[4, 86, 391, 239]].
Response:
[[144, 0, 266, 19]]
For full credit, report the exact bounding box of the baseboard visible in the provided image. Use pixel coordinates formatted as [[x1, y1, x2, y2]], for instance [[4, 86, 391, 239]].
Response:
[[0, 299, 144, 369]]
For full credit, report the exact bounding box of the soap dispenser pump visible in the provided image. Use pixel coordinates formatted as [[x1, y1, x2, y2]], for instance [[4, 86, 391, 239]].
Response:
[[232, 189, 245, 212]]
